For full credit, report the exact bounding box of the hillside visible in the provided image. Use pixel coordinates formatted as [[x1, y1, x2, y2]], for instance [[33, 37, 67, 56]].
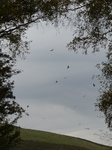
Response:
[[13, 128, 112, 150]]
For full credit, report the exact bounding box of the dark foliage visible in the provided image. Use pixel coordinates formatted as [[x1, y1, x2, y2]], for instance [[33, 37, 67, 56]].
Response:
[[1, 0, 112, 148], [95, 50, 112, 130], [0, 50, 25, 149]]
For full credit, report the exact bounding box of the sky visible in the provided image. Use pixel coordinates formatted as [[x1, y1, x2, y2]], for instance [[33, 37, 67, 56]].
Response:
[[13, 22, 112, 146]]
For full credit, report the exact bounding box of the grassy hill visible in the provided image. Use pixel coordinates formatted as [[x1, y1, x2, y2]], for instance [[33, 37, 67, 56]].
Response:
[[13, 128, 112, 150]]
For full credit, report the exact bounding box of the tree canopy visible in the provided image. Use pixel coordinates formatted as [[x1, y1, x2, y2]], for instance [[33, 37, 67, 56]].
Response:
[[0, 50, 25, 149], [67, 0, 112, 54], [95, 50, 112, 131], [1, 0, 112, 55], [1, 0, 112, 147], [0, 0, 71, 57]]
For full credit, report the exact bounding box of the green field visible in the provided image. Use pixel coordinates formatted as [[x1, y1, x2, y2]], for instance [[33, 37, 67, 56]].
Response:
[[13, 128, 112, 150]]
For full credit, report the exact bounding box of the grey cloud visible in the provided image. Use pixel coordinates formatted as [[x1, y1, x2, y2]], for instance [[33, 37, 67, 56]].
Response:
[[13, 24, 109, 146]]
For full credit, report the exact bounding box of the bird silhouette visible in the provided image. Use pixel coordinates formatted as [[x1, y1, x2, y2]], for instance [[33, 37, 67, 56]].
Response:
[[83, 95, 86, 98], [93, 83, 95, 87], [85, 128, 90, 130], [50, 49, 54, 52], [67, 65, 70, 69]]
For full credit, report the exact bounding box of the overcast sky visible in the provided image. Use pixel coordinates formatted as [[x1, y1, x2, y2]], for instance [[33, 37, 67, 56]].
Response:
[[13, 23, 112, 146]]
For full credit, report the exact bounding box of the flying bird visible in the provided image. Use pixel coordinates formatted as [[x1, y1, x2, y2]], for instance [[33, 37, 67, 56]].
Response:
[[85, 128, 90, 130], [93, 83, 95, 87], [67, 65, 70, 69], [83, 95, 86, 98], [27, 105, 29, 108], [55, 81, 58, 83], [50, 49, 54, 52]]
